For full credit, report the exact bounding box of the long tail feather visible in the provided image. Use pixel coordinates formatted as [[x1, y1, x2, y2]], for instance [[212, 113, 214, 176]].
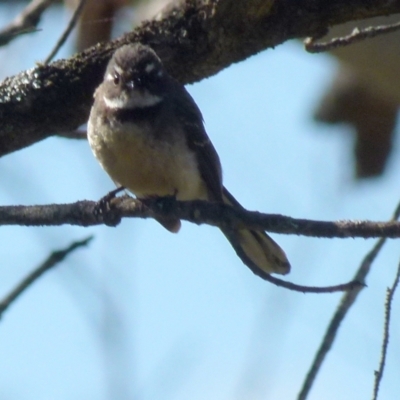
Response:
[[221, 187, 290, 276]]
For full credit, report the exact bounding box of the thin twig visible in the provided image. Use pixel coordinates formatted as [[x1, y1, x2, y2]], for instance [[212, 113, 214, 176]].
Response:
[[257, 273, 359, 293], [43, 0, 88, 64], [223, 226, 360, 293], [0, 0, 56, 47], [0, 236, 93, 318], [305, 20, 400, 53], [297, 202, 400, 400], [372, 258, 400, 400]]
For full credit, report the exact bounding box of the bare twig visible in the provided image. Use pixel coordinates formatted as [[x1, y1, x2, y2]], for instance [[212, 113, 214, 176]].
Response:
[[43, 0, 87, 64], [223, 226, 360, 293], [0, 236, 93, 318], [0, 0, 57, 47], [305, 20, 400, 53], [244, 269, 359, 293], [372, 258, 400, 400], [297, 201, 400, 400]]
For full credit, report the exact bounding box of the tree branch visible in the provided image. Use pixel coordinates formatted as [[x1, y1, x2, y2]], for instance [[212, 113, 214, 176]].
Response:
[[0, 236, 93, 318], [0, 196, 368, 293], [1, 0, 400, 157], [0, 0, 57, 47], [43, 0, 87, 64], [372, 258, 400, 400], [297, 201, 400, 400], [305, 19, 400, 53], [1, 196, 400, 239]]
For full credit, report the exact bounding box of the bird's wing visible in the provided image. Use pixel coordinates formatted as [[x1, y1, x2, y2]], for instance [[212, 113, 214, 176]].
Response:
[[172, 83, 223, 202]]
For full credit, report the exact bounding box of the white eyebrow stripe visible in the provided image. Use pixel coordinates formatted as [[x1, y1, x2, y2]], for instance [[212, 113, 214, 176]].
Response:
[[114, 65, 123, 75], [106, 65, 124, 81]]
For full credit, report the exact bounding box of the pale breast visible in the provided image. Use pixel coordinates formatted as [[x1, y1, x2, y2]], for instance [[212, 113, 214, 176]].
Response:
[[88, 116, 208, 201]]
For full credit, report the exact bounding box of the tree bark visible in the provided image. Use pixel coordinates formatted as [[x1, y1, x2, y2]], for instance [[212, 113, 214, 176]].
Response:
[[0, 0, 399, 157]]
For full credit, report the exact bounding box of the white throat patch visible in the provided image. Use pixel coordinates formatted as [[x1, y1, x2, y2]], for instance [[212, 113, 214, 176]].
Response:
[[103, 90, 162, 110]]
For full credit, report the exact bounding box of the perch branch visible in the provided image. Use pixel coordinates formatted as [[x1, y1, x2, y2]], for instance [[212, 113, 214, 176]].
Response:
[[1, 197, 379, 293], [0, 196, 399, 239]]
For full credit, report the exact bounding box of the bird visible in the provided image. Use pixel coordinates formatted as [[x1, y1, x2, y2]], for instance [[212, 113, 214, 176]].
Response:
[[87, 43, 290, 278]]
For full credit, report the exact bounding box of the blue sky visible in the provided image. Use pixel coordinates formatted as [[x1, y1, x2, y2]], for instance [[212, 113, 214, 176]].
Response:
[[0, 3, 399, 400]]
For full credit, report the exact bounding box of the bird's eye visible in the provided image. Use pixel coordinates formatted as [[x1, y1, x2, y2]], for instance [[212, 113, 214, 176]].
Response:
[[113, 72, 120, 85]]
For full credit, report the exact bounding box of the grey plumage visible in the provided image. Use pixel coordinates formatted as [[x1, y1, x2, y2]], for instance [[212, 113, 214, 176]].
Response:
[[88, 43, 290, 277]]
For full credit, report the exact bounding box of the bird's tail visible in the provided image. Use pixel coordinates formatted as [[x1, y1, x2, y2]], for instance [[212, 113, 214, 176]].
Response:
[[221, 188, 290, 277]]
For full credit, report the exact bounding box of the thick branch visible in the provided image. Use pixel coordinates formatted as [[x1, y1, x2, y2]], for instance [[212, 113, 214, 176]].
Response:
[[1, 197, 400, 239], [1, 0, 400, 156]]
